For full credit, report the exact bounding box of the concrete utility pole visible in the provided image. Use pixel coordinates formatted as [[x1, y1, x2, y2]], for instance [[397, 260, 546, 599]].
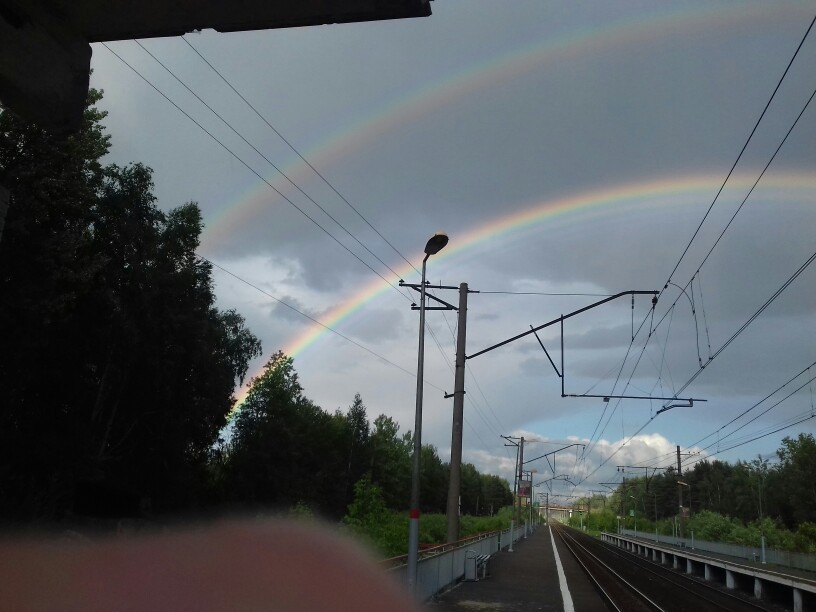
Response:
[[677, 445, 683, 539], [446, 283, 468, 545], [545, 492, 549, 526], [401, 278, 476, 548], [502, 435, 521, 552], [517, 437, 525, 529]]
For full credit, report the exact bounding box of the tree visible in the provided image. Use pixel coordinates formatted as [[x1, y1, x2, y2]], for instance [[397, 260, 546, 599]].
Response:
[[0, 91, 262, 520], [368, 414, 411, 510], [0, 91, 112, 519], [227, 352, 348, 516], [344, 393, 371, 503], [459, 463, 481, 515], [746, 456, 769, 522], [775, 434, 816, 525], [420, 445, 448, 514], [480, 474, 512, 516]]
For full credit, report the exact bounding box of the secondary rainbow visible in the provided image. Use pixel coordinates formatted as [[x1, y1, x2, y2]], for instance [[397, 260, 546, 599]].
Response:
[[199, 3, 792, 253]]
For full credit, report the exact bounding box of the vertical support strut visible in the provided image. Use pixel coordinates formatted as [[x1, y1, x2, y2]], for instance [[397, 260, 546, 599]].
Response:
[[560, 317, 565, 397]]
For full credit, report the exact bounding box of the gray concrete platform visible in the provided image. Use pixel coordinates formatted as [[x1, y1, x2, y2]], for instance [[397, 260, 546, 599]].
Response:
[[425, 526, 606, 611]]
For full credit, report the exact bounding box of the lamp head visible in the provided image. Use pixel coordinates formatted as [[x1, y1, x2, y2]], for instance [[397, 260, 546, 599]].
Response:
[[424, 232, 449, 256]]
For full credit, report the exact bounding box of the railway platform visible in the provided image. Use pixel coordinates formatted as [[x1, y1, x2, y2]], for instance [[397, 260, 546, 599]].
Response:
[[425, 525, 604, 611]]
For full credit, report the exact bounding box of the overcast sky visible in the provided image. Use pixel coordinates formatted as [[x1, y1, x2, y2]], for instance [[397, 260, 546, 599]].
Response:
[[88, 1, 816, 502]]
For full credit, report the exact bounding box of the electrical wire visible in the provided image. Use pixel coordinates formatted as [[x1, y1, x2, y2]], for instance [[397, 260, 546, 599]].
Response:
[[625, 365, 816, 472], [140, 39, 512, 447], [173, 37, 517, 459], [102, 42, 411, 301], [601, 19, 816, 424], [479, 291, 612, 296], [671, 247, 816, 400], [697, 372, 816, 455], [661, 14, 815, 290], [683, 83, 816, 283], [200, 255, 445, 391], [180, 36, 422, 277], [692, 411, 814, 457], [686, 361, 816, 451], [133, 39, 413, 300], [583, 76, 816, 448], [107, 41, 519, 458]]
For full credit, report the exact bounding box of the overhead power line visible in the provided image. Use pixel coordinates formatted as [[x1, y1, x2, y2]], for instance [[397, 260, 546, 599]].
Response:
[[180, 36, 422, 277], [101, 42, 411, 303], [672, 247, 816, 399], [199, 254, 445, 392], [177, 37, 513, 452], [480, 291, 612, 297], [599, 363, 816, 473], [585, 64, 816, 449], [696, 372, 816, 456], [587, 248, 816, 481], [686, 361, 816, 452], [662, 13, 816, 289], [687, 410, 815, 462], [133, 39, 412, 295], [117, 39, 517, 459]]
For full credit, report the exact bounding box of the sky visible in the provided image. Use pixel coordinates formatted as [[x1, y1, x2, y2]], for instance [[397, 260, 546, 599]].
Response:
[[87, 1, 816, 504]]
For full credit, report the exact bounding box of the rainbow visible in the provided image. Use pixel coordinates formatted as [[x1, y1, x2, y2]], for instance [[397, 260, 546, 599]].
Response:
[[210, 1, 813, 410], [227, 171, 815, 409], [199, 2, 798, 253]]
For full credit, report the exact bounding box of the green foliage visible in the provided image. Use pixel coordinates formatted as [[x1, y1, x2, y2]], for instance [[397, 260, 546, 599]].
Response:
[[775, 434, 816, 525], [368, 414, 411, 510], [343, 478, 407, 557], [0, 90, 516, 530], [605, 435, 816, 541], [288, 501, 315, 521], [794, 522, 816, 553], [420, 445, 448, 513], [342, 479, 515, 558], [418, 513, 449, 545], [345, 478, 388, 527], [460, 510, 511, 535], [687, 510, 737, 542], [227, 352, 346, 515], [589, 510, 618, 534], [0, 92, 261, 520], [479, 473, 514, 515]]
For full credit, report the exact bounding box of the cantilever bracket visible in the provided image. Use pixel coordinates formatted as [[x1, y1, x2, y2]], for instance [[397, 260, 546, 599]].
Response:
[[531, 326, 561, 378], [400, 280, 479, 312], [655, 398, 700, 416], [467, 289, 707, 410]]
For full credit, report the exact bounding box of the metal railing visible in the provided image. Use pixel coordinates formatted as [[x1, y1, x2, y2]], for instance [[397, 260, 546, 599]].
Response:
[[619, 528, 816, 572], [387, 525, 528, 601]]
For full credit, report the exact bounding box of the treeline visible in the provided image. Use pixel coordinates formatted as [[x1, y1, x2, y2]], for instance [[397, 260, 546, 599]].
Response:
[[0, 91, 261, 523], [567, 434, 816, 551], [601, 434, 816, 530], [0, 91, 511, 528], [214, 352, 512, 521]]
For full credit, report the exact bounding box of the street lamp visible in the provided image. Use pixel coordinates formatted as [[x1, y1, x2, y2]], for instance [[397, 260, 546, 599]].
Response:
[[677, 480, 691, 543], [407, 232, 448, 593], [523, 469, 537, 536], [678, 480, 691, 516]]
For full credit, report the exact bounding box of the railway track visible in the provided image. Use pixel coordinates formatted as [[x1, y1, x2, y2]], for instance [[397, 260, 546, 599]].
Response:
[[553, 525, 779, 612]]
